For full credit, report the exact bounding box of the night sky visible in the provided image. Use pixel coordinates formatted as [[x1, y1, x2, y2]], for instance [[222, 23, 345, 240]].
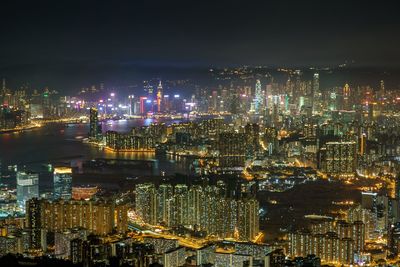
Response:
[[1, 0, 400, 91]]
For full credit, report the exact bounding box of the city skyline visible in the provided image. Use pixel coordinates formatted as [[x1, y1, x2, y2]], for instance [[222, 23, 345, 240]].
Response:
[[2, 1, 400, 266]]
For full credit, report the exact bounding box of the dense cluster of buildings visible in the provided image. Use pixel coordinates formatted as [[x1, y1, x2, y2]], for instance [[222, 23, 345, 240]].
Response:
[[287, 189, 400, 265], [84, 72, 400, 181], [2, 67, 400, 266], [289, 220, 366, 264], [135, 183, 259, 241], [0, 79, 87, 131]]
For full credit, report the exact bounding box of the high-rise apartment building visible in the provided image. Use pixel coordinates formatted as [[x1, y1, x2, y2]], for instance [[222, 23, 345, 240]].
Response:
[[319, 141, 357, 177], [26, 199, 128, 236], [237, 199, 259, 241], [135, 183, 157, 225]]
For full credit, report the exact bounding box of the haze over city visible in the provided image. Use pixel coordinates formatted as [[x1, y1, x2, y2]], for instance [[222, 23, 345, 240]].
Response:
[[1, 0, 400, 91], [1, 1, 400, 267]]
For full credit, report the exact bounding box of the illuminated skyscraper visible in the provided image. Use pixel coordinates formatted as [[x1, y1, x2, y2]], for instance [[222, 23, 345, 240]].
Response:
[[25, 198, 45, 249], [53, 167, 72, 200], [244, 123, 261, 156], [1, 78, 5, 94], [89, 107, 100, 140], [253, 80, 263, 114], [17, 171, 39, 209], [352, 221, 365, 252], [135, 183, 157, 225], [359, 133, 367, 156], [173, 184, 189, 226], [26, 198, 127, 235], [343, 83, 351, 110], [319, 141, 357, 177], [163, 247, 186, 267], [237, 198, 259, 241], [157, 184, 173, 224], [188, 185, 203, 226], [379, 80, 385, 100], [312, 73, 320, 113], [157, 81, 163, 113], [218, 132, 247, 167]]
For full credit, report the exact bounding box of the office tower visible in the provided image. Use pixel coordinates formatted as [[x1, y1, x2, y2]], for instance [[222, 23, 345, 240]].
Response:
[[218, 132, 247, 167], [135, 183, 157, 225], [237, 198, 259, 241], [359, 132, 367, 156], [312, 73, 320, 113], [157, 81, 163, 113], [139, 96, 148, 114], [26, 199, 127, 235], [319, 141, 357, 177], [89, 107, 99, 140], [128, 94, 135, 115], [253, 79, 263, 114], [379, 80, 385, 100], [42, 88, 51, 119], [16, 171, 39, 209], [53, 167, 72, 200], [343, 83, 351, 110]]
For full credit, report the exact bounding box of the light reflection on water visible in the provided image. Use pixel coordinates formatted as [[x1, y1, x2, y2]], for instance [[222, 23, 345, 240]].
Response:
[[0, 118, 196, 176]]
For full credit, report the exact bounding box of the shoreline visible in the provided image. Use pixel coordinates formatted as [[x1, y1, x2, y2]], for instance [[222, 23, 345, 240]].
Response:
[[0, 124, 41, 134]]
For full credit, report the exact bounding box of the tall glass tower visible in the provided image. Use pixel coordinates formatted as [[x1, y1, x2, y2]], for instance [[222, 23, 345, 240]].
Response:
[[253, 80, 263, 114], [312, 73, 320, 113], [17, 171, 39, 210], [53, 167, 72, 200], [89, 107, 99, 140]]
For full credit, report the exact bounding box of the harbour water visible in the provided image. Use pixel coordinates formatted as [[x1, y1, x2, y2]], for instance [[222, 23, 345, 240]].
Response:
[[0, 118, 196, 177]]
